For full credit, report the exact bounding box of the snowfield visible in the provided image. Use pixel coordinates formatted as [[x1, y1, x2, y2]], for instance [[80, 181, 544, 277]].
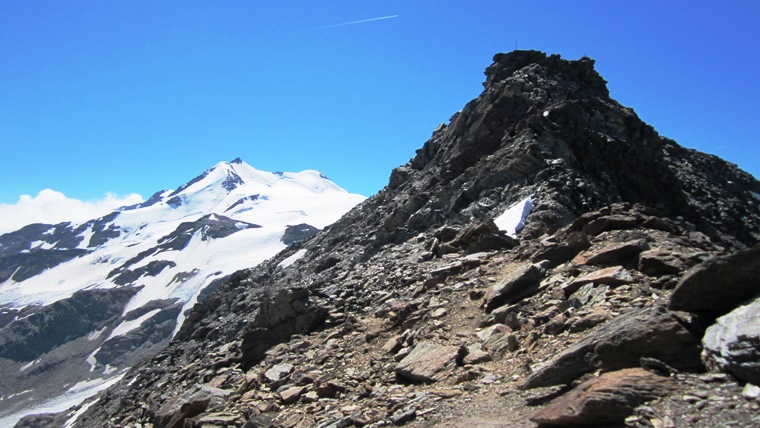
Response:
[[0, 159, 364, 313]]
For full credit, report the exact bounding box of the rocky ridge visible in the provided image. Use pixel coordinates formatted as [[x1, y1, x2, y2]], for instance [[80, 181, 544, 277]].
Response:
[[38, 51, 760, 427]]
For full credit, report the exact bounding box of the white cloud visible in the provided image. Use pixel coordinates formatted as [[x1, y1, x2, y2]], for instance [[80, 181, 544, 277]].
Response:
[[0, 189, 144, 234]]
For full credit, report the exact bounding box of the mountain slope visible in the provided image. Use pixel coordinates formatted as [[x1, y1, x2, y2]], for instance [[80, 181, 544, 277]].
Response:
[[0, 159, 365, 425], [48, 52, 760, 427]]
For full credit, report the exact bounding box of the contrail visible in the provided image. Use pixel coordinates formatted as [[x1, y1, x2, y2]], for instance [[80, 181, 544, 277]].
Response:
[[311, 14, 399, 31]]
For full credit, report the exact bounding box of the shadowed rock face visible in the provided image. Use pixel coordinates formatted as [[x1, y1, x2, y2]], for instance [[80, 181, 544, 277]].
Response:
[[281, 224, 320, 245], [0, 213, 127, 283], [669, 245, 760, 315], [63, 51, 760, 427], [0, 287, 141, 361]]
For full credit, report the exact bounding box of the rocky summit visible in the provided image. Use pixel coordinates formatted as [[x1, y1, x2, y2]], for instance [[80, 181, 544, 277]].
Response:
[[22, 51, 760, 427]]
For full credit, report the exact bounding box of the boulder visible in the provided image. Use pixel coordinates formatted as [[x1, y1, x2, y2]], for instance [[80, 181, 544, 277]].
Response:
[[702, 296, 760, 384], [485, 263, 546, 312], [581, 215, 639, 236], [530, 368, 677, 426], [530, 231, 590, 267], [521, 306, 701, 389], [155, 392, 211, 428], [572, 238, 648, 266], [566, 309, 611, 333], [563, 265, 633, 295], [638, 248, 692, 276], [263, 363, 294, 387], [669, 245, 760, 315], [279, 385, 306, 404], [463, 347, 493, 365], [491, 304, 521, 329], [395, 342, 465, 383]]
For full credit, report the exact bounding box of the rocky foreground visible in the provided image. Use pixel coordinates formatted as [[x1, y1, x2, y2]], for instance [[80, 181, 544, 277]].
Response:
[[20, 51, 760, 427]]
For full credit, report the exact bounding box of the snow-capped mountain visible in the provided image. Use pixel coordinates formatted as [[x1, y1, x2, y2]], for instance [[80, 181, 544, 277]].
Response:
[[0, 158, 365, 425]]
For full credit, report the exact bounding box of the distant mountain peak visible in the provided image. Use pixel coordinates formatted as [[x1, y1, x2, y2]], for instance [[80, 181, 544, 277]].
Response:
[[0, 158, 366, 424]]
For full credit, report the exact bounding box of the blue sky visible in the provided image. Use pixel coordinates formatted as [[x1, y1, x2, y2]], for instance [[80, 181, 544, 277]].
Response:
[[1, 1, 759, 226]]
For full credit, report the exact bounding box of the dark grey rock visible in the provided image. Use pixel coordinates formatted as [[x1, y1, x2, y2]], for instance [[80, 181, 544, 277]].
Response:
[[670, 245, 760, 315], [0, 287, 141, 361], [281, 223, 320, 245], [390, 406, 417, 425], [485, 263, 546, 312]]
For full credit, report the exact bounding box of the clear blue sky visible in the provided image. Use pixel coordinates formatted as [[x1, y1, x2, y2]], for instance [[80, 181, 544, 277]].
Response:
[[1, 1, 759, 205]]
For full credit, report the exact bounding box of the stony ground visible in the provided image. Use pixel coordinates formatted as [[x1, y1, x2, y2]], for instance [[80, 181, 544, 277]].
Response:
[[87, 203, 755, 428]]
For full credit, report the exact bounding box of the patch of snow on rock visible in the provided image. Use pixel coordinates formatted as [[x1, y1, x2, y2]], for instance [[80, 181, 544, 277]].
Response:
[[107, 309, 161, 340], [279, 249, 308, 269], [494, 196, 534, 237]]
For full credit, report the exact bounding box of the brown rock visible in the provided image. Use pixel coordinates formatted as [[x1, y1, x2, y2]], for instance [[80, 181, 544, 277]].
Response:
[[476, 323, 512, 341], [563, 266, 633, 295], [430, 389, 464, 398], [543, 312, 569, 335], [279, 386, 305, 404], [190, 412, 244, 426], [483, 332, 519, 354], [530, 368, 677, 426], [521, 306, 701, 389], [572, 239, 648, 266], [491, 304, 521, 329], [463, 347, 493, 364], [451, 220, 519, 254], [395, 342, 466, 382], [314, 379, 348, 398], [567, 309, 611, 333], [382, 335, 405, 354], [263, 363, 294, 386]]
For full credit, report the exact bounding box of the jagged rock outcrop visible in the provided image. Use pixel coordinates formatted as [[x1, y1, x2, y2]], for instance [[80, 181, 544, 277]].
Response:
[[49, 51, 760, 428]]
